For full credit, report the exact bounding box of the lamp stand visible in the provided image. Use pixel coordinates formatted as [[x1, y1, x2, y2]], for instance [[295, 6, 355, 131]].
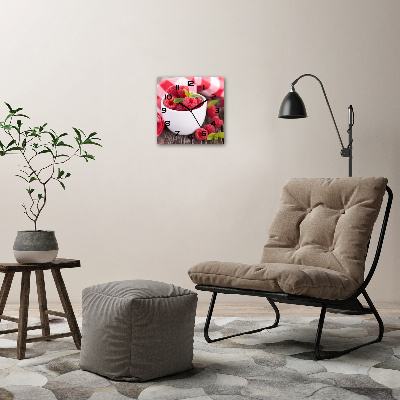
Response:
[[340, 105, 354, 177]]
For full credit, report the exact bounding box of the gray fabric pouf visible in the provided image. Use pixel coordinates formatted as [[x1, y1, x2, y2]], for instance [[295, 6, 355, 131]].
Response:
[[80, 280, 198, 381]]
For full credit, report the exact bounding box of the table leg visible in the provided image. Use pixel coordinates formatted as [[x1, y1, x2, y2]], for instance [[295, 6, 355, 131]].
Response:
[[51, 268, 81, 349], [17, 270, 31, 360], [35, 270, 50, 337], [0, 272, 14, 322]]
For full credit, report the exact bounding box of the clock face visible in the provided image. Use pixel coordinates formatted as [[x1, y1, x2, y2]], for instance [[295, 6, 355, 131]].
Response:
[[157, 77, 224, 144]]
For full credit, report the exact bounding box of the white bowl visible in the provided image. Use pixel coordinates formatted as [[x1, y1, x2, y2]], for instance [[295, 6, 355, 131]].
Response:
[[161, 95, 207, 136]]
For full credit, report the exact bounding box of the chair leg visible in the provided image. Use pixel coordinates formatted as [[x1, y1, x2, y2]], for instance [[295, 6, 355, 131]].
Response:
[[17, 270, 31, 360], [51, 268, 81, 349], [0, 272, 14, 322], [35, 270, 51, 337], [314, 290, 384, 360], [204, 292, 280, 343]]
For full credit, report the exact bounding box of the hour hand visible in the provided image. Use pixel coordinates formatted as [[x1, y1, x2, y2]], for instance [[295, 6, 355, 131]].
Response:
[[179, 102, 192, 111], [191, 99, 207, 110]]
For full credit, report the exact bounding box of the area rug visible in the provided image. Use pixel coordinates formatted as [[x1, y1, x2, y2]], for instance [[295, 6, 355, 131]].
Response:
[[0, 315, 399, 400]]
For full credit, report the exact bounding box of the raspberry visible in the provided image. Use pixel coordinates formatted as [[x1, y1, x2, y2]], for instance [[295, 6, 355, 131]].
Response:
[[211, 116, 223, 127], [166, 85, 178, 97], [207, 105, 217, 117], [204, 124, 215, 134], [196, 97, 204, 105], [183, 97, 197, 110], [177, 85, 189, 98], [221, 98, 224, 106], [176, 103, 187, 111], [157, 112, 164, 136], [195, 128, 207, 141], [164, 99, 176, 110]]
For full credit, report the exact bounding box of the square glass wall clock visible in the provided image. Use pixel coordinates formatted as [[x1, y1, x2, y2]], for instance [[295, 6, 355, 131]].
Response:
[[157, 76, 224, 144]]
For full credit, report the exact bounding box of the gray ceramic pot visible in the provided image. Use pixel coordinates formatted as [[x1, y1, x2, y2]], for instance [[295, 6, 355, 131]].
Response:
[[13, 230, 59, 264]]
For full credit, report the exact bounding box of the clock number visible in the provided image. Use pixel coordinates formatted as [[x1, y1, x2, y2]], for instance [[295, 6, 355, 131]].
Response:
[[188, 81, 194, 86], [175, 85, 180, 90], [175, 130, 180, 134], [211, 121, 216, 126], [202, 85, 205, 90], [211, 94, 216, 99], [162, 107, 166, 113], [165, 94, 172, 100], [215, 107, 220, 114], [201, 130, 207, 138], [165, 121, 170, 126]]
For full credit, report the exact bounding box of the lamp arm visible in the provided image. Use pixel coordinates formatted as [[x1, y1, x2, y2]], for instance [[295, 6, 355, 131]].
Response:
[[292, 74, 345, 150]]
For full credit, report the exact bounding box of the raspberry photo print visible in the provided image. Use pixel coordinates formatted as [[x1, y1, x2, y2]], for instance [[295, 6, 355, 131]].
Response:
[[157, 77, 224, 144]]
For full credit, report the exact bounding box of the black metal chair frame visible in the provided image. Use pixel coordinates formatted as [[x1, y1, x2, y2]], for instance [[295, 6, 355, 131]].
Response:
[[196, 186, 393, 360]]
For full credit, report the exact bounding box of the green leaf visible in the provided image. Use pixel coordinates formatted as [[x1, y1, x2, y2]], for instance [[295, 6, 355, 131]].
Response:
[[89, 141, 102, 147], [57, 168, 64, 179], [3, 125, 11, 130], [173, 98, 184, 103], [58, 180, 66, 190], [38, 194, 43, 200], [192, 94, 202, 98], [14, 114, 29, 118], [214, 133, 219, 140], [207, 133, 214, 140], [7, 147, 22, 152], [80, 154, 95, 162], [6, 140, 16, 148], [73, 127, 82, 142], [16, 175, 28, 182], [87, 132, 98, 139], [29, 177, 37, 183], [65, 172, 71, 178], [58, 132, 68, 138], [49, 132, 57, 144], [219, 132, 224, 138], [207, 100, 218, 108], [38, 149, 51, 154], [26, 188, 35, 195], [184, 89, 190, 97], [55, 154, 69, 158], [4, 102, 13, 112], [57, 141, 73, 148]]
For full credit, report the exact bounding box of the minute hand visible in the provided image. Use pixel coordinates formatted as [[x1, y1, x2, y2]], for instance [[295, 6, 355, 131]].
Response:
[[191, 99, 207, 110], [179, 103, 192, 111]]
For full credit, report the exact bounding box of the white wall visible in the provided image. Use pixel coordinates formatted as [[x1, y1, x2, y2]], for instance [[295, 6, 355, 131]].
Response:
[[0, 0, 399, 303]]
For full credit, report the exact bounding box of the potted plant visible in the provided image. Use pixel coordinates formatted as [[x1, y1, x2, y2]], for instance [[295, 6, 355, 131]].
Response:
[[0, 103, 101, 263]]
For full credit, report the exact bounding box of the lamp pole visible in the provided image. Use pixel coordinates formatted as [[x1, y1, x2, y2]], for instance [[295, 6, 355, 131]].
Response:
[[279, 74, 354, 177]]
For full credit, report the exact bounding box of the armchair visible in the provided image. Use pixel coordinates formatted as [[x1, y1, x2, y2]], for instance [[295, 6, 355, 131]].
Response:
[[188, 177, 392, 360]]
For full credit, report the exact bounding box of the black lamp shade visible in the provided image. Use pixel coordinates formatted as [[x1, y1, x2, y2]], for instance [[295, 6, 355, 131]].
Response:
[[278, 91, 307, 118]]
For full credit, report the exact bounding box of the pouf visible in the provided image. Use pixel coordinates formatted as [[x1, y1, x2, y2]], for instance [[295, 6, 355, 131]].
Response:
[[80, 280, 198, 381]]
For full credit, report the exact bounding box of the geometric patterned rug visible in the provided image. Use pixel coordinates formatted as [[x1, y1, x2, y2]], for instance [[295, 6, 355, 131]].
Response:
[[0, 316, 399, 399]]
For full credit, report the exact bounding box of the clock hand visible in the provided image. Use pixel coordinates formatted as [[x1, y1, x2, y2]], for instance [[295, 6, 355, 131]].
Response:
[[190, 111, 201, 127], [179, 103, 192, 111], [178, 101, 201, 126], [191, 98, 207, 110]]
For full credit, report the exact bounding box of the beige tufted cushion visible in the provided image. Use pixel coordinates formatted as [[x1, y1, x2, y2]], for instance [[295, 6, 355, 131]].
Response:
[[188, 178, 388, 300]]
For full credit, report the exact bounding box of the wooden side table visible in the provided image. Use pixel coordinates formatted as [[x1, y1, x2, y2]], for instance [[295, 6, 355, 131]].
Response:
[[0, 258, 81, 359]]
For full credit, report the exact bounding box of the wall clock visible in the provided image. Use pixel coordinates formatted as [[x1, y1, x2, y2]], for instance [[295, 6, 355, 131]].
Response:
[[157, 77, 224, 145]]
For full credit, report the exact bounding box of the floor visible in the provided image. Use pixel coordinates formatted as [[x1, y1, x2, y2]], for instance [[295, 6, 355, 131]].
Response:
[[2, 302, 399, 319]]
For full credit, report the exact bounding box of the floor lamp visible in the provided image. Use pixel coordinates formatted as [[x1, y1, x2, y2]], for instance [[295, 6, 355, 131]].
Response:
[[278, 74, 354, 177]]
